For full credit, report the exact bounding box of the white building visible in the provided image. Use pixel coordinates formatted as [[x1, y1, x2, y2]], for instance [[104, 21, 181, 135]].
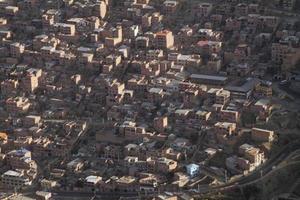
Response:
[[1, 170, 32, 188]]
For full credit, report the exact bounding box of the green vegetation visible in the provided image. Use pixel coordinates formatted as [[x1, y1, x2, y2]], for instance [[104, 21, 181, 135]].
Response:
[[266, 111, 300, 130], [243, 185, 261, 200], [260, 162, 300, 199], [240, 111, 257, 127], [208, 151, 227, 168], [198, 195, 238, 200]]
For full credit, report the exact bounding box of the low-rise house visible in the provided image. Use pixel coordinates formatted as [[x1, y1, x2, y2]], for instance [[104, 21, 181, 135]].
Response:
[[219, 109, 240, 123], [239, 143, 264, 167], [251, 128, 274, 143], [6, 148, 36, 170], [154, 157, 177, 173], [195, 110, 211, 122], [163, 148, 182, 161], [23, 115, 41, 127], [40, 179, 57, 190], [186, 164, 200, 178], [252, 98, 272, 121], [148, 88, 165, 104], [85, 175, 102, 188], [254, 81, 272, 97], [226, 78, 260, 99], [215, 89, 230, 105], [6, 97, 31, 114], [67, 158, 85, 173], [153, 116, 168, 132], [115, 176, 138, 192]]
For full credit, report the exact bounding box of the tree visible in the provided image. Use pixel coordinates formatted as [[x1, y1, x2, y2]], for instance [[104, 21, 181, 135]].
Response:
[[294, 21, 300, 32], [243, 185, 261, 200], [241, 111, 257, 127]]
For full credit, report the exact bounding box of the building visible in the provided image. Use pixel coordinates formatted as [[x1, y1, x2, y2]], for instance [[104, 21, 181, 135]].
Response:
[[115, 176, 137, 192], [6, 97, 31, 114], [85, 175, 102, 187], [1, 170, 32, 188], [94, 1, 107, 19], [252, 98, 272, 121], [215, 89, 230, 105], [6, 149, 36, 170], [225, 78, 260, 99], [271, 43, 300, 70], [276, 0, 295, 10], [155, 30, 174, 49], [235, 3, 248, 16], [190, 74, 228, 85], [239, 144, 264, 167], [23, 115, 41, 127], [36, 191, 52, 200], [234, 44, 251, 61], [163, 148, 182, 161], [40, 179, 57, 190], [106, 81, 125, 106], [225, 18, 241, 31], [156, 193, 178, 200], [226, 143, 264, 174], [220, 109, 239, 123], [195, 110, 211, 121], [0, 132, 8, 146], [251, 128, 274, 143], [105, 26, 123, 47], [259, 16, 279, 31], [255, 81, 272, 97], [154, 116, 168, 132], [146, 50, 164, 61], [163, 0, 178, 14], [214, 122, 237, 136], [207, 54, 222, 72], [1, 79, 18, 96], [186, 164, 200, 177], [148, 87, 165, 104], [119, 121, 146, 138], [197, 41, 222, 55], [53, 23, 76, 35], [154, 157, 177, 173], [22, 68, 42, 93], [226, 156, 254, 174], [66, 158, 84, 172], [136, 36, 150, 48], [195, 3, 213, 17], [10, 42, 25, 58]]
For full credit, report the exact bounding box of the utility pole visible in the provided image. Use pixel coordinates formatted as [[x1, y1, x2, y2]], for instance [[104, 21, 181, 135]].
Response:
[[261, 170, 265, 199], [138, 190, 141, 200], [239, 186, 247, 200]]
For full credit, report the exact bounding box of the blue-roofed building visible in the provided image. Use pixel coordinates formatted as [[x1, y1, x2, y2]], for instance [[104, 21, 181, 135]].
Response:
[[186, 163, 200, 177], [6, 148, 36, 170], [8, 148, 30, 158]]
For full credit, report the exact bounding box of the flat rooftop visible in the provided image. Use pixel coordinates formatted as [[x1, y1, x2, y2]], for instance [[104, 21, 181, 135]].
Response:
[[226, 78, 260, 93], [190, 74, 228, 81]]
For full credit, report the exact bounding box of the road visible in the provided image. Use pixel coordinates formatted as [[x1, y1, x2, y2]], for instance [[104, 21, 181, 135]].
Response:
[[265, 8, 300, 18], [52, 190, 156, 200], [193, 140, 300, 194]]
